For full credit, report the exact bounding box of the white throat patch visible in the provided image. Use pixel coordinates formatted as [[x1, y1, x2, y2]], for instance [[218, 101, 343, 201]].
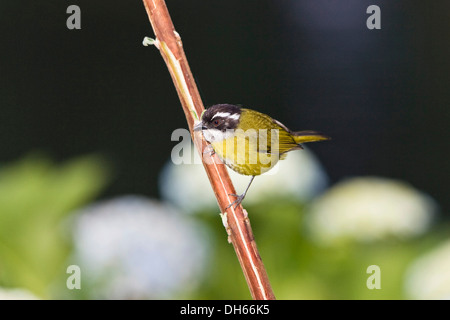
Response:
[[202, 128, 234, 143]]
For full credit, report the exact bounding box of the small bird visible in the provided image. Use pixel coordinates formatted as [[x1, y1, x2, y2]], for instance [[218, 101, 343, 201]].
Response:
[[194, 104, 329, 209]]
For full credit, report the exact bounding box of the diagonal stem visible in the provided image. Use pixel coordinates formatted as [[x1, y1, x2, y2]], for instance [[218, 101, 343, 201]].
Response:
[[141, 0, 275, 300]]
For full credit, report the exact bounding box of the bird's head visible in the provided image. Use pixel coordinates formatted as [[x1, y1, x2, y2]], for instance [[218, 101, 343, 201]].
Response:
[[194, 104, 241, 142]]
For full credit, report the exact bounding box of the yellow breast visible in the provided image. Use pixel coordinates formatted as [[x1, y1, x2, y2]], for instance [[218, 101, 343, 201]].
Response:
[[210, 131, 280, 176]]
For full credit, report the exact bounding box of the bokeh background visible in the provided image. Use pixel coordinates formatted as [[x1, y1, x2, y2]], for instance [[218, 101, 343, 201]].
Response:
[[0, 0, 449, 299]]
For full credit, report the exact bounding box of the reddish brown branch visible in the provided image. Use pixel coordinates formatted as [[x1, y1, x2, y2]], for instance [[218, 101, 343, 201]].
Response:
[[142, 0, 275, 300]]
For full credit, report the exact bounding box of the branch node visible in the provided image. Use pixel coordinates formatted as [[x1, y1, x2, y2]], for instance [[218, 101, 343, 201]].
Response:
[[220, 212, 232, 243], [173, 30, 183, 47], [142, 36, 160, 49], [220, 211, 229, 228]]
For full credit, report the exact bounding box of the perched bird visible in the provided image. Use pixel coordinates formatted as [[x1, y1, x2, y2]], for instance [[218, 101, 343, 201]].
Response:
[[194, 104, 329, 208]]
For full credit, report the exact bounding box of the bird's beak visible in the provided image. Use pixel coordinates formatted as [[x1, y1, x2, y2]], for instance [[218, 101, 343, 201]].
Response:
[[193, 121, 205, 132]]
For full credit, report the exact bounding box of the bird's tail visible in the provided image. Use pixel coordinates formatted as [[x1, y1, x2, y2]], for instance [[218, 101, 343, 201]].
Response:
[[292, 130, 330, 144]]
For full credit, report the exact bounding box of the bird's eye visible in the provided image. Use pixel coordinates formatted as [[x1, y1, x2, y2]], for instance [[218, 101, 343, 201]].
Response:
[[213, 120, 220, 126]]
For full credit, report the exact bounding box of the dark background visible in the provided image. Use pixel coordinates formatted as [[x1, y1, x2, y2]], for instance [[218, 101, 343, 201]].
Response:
[[0, 1, 449, 215]]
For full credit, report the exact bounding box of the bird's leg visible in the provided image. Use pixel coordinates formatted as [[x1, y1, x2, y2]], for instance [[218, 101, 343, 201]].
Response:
[[226, 176, 255, 209]]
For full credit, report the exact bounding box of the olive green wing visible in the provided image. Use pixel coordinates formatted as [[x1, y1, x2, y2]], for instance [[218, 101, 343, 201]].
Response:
[[239, 109, 301, 156]]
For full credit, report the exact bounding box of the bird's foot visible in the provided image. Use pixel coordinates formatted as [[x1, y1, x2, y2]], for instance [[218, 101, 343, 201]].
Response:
[[226, 193, 245, 210], [203, 144, 215, 157]]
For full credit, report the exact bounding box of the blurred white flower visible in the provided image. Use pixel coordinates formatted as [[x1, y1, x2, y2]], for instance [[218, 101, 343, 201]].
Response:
[[160, 143, 328, 213], [404, 239, 450, 299], [71, 195, 210, 299], [0, 287, 40, 300], [305, 177, 436, 245]]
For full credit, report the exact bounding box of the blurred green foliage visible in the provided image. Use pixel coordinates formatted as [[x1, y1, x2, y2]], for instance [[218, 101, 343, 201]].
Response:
[[0, 155, 446, 299], [194, 198, 446, 300], [0, 154, 109, 298]]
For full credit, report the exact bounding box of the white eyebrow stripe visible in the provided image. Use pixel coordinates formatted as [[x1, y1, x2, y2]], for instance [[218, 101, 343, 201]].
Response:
[[211, 112, 240, 121], [212, 112, 231, 120]]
